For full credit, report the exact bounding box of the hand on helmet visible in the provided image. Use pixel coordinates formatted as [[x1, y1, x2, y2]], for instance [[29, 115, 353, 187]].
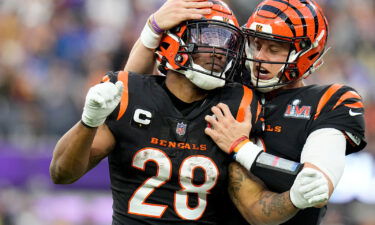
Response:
[[153, 0, 213, 31], [81, 81, 123, 128], [290, 168, 329, 209]]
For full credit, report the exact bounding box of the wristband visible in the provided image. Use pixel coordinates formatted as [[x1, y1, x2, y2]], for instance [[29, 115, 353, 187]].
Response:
[[229, 136, 249, 154], [81, 120, 96, 129], [140, 20, 163, 49], [150, 14, 165, 34], [233, 141, 263, 171]]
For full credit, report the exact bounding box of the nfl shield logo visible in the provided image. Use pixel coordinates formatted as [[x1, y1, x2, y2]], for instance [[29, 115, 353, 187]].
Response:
[[176, 122, 187, 136]]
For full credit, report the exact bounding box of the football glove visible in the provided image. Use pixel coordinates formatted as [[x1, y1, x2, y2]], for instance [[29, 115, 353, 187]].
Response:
[[81, 81, 123, 128], [290, 168, 329, 209]]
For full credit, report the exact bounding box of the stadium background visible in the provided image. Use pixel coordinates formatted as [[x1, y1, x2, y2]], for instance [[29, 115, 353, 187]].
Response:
[[0, 0, 374, 224]]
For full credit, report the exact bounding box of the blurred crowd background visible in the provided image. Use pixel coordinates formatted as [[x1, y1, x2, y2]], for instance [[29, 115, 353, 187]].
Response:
[[0, 0, 374, 224]]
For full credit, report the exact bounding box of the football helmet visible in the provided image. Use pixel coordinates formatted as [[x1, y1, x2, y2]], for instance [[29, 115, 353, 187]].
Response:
[[156, 0, 244, 90], [243, 0, 329, 92]]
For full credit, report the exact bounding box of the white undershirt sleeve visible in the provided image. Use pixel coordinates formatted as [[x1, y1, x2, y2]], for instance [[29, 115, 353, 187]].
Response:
[[300, 128, 346, 188]]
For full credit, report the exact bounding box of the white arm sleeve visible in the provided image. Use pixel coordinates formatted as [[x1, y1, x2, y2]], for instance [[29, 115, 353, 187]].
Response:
[[301, 128, 346, 188]]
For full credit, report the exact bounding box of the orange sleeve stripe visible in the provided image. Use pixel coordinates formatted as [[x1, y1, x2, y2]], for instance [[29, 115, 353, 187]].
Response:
[[344, 102, 364, 108], [101, 75, 110, 83], [236, 86, 253, 122], [333, 91, 362, 110], [117, 71, 129, 120], [314, 84, 343, 120]]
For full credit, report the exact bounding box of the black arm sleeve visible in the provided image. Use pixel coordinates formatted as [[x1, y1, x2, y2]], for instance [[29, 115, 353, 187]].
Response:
[[250, 152, 303, 193]]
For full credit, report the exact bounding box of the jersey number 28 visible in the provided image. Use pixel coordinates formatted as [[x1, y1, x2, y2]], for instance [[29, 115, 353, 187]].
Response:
[[128, 148, 219, 220]]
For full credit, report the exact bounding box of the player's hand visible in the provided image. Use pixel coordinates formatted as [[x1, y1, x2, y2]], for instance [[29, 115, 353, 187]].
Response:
[[204, 103, 252, 154], [153, 0, 213, 31], [81, 81, 123, 128], [290, 168, 329, 209]]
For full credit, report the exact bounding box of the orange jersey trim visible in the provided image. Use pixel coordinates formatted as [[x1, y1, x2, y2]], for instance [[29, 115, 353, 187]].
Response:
[[101, 75, 110, 83], [255, 101, 262, 123], [117, 71, 129, 120], [333, 91, 362, 110], [344, 102, 364, 108], [314, 84, 343, 120], [236, 86, 253, 122]]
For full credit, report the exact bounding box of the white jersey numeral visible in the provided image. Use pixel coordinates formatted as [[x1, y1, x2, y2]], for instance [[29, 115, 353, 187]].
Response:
[[128, 148, 172, 217], [128, 148, 219, 220], [175, 156, 218, 220]]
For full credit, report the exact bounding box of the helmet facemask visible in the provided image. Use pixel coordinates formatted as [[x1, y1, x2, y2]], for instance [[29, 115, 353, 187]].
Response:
[[244, 30, 309, 93], [159, 19, 244, 90]]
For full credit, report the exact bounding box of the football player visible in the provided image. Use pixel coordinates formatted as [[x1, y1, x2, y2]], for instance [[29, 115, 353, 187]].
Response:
[[204, 0, 366, 224], [50, 0, 331, 224]]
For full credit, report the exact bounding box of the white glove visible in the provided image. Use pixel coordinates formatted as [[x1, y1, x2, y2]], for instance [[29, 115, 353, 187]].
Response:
[[290, 168, 329, 209], [81, 81, 124, 127]]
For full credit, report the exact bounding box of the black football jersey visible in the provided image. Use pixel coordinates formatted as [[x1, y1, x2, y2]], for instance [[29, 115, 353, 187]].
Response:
[[104, 71, 258, 225], [252, 84, 366, 225]]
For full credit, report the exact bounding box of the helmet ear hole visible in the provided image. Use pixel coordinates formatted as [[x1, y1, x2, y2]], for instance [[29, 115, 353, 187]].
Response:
[[299, 39, 311, 50], [290, 70, 298, 79], [175, 54, 184, 63], [174, 53, 189, 68], [285, 68, 299, 81]]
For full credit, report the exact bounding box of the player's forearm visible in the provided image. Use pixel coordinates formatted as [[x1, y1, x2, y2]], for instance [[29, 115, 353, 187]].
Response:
[[243, 191, 298, 225], [50, 122, 97, 184], [124, 38, 157, 74], [228, 162, 298, 225]]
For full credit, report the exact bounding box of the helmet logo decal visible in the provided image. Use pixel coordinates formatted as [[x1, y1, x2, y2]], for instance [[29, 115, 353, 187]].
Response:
[[250, 22, 272, 33], [284, 99, 311, 119], [212, 16, 234, 25]]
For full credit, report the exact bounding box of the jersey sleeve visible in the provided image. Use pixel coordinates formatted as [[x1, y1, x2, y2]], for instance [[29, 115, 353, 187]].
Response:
[[103, 71, 130, 129], [309, 84, 366, 154]]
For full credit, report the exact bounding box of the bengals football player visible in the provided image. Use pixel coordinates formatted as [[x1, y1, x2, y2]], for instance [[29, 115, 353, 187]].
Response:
[[204, 0, 366, 224], [51, 1, 260, 224]]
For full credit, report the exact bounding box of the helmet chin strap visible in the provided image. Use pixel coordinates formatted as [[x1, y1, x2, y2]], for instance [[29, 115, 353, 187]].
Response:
[[250, 72, 282, 93], [167, 60, 232, 91], [178, 59, 232, 90]]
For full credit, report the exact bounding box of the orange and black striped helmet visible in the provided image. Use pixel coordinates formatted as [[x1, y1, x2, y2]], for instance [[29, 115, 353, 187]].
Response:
[[243, 0, 329, 91], [156, 0, 245, 89]]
